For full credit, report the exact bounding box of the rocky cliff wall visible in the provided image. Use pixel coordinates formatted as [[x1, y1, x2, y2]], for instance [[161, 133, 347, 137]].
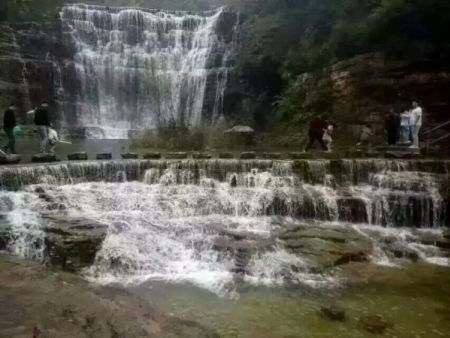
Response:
[[0, 20, 67, 120], [301, 53, 450, 146], [0, 6, 240, 136]]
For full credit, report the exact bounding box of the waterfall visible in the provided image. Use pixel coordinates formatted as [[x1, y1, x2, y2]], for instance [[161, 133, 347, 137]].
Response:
[[1, 159, 449, 295], [59, 4, 236, 138]]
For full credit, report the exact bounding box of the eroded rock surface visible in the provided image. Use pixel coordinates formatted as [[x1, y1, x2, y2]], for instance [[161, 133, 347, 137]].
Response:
[[42, 213, 108, 272], [278, 224, 373, 269], [0, 254, 219, 338]]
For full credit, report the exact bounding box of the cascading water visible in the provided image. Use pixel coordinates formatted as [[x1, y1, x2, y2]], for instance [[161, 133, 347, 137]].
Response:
[[0, 159, 449, 295], [58, 4, 236, 139]]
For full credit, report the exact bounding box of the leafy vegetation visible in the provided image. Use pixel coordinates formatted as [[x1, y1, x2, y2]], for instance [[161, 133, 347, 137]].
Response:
[[0, 0, 64, 22], [2, 0, 449, 147], [230, 0, 450, 132], [132, 120, 233, 150]]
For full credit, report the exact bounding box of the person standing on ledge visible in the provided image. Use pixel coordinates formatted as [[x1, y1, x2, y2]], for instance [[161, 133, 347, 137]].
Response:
[[33, 103, 51, 153], [409, 101, 423, 149], [305, 114, 328, 152], [3, 105, 17, 154], [385, 110, 400, 146], [399, 109, 412, 146]]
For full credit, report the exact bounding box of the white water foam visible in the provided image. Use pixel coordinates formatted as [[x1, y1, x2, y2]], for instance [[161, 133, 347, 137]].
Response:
[[60, 4, 235, 138], [1, 163, 448, 296]]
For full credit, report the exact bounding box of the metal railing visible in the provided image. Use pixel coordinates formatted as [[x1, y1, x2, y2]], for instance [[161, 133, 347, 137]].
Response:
[[424, 120, 450, 154], [424, 120, 450, 135]]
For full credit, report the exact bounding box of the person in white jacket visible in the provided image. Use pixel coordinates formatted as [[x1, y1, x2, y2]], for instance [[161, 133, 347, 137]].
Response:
[[409, 101, 423, 149]]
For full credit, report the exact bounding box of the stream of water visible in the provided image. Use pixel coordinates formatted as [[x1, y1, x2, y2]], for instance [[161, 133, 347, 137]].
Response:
[[0, 159, 449, 337]]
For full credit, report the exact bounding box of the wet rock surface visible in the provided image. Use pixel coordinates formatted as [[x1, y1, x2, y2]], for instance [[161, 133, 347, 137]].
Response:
[[68, 152, 88, 161], [165, 152, 188, 159], [0, 221, 10, 250], [32, 153, 59, 163], [0, 254, 219, 338], [320, 303, 346, 321], [42, 213, 108, 272], [143, 153, 162, 159], [213, 228, 275, 275], [192, 152, 212, 159], [359, 315, 393, 334], [0, 154, 21, 165], [240, 152, 256, 159], [278, 224, 373, 269], [96, 153, 112, 160], [218, 152, 234, 159], [121, 153, 139, 159], [262, 153, 282, 159]]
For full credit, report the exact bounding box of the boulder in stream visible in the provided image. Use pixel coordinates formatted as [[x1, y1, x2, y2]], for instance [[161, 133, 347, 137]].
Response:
[[68, 152, 88, 161], [219, 152, 234, 159], [42, 214, 108, 272], [96, 153, 112, 160], [165, 152, 188, 159], [32, 153, 59, 163], [0, 221, 10, 250], [320, 303, 346, 321], [143, 152, 162, 159], [121, 153, 139, 159], [279, 223, 373, 269], [0, 154, 21, 165], [359, 315, 393, 334], [240, 152, 257, 159], [192, 152, 212, 159], [262, 153, 282, 159], [0, 254, 220, 338]]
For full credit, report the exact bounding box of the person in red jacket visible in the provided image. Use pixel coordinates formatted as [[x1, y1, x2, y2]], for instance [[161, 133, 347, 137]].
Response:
[[304, 115, 328, 151]]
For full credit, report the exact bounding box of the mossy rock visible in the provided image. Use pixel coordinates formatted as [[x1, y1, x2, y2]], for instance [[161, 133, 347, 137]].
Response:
[[96, 153, 112, 160], [219, 152, 234, 159], [279, 224, 373, 268], [0, 222, 11, 250], [365, 151, 381, 158], [68, 152, 88, 161], [42, 214, 108, 272], [121, 153, 139, 159], [443, 229, 450, 240], [320, 303, 346, 321], [192, 152, 212, 159], [0, 154, 21, 164], [32, 153, 59, 163], [240, 152, 256, 159], [359, 315, 393, 334], [143, 152, 162, 159], [165, 152, 188, 159], [262, 153, 282, 159]]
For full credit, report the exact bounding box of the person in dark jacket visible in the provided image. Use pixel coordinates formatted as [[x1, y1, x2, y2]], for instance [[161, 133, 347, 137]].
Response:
[[305, 115, 328, 151], [3, 105, 17, 154], [385, 110, 400, 146], [33, 103, 51, 153]]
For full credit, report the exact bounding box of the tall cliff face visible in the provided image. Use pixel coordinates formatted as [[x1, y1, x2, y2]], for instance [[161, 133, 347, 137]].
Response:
[[0, 20, 65, 119], [297, 54, 450, 146], [0, 4, 239, 138]]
